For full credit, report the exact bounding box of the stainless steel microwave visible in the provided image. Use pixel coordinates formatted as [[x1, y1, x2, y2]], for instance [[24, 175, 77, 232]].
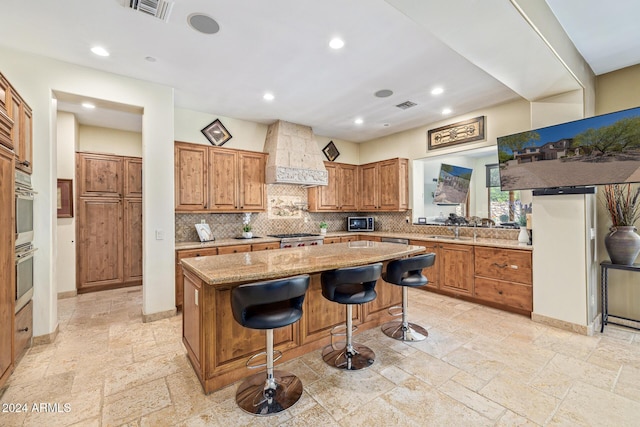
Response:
[[347, 217, 374, 232]]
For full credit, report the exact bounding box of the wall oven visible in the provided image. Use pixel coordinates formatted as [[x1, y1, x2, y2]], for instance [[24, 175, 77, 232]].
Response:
[[15, 170, 35, 246], [15, 243, 36, 313]]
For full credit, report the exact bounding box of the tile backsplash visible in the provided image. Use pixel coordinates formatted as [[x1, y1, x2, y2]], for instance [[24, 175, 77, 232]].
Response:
[[175, 184, 519, 242]]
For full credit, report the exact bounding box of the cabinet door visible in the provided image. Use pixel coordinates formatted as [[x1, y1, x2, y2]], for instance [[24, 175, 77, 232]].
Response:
[[359, 162, 379, 210], [0, 145, 14, 383], [77, 198, 123, 290], [183, 270, 202, 370], [379, 159, 408, 211], [19, 105, 32, 174], [308, 162, 338, 211], [0, 75, 8, 115], [209, 148, 237, 211], [124, 158, 143, 198], [175, 247, 218, 308], [238, 151, 266, 211], [439, 243, 474, 295], [251, 242, 280, 251], [123, 199, 143, 283], [9, 90, 21, 160], [410, 240, 440, 289], [339, 164, 359, 211], [175, 143, 208, 211], [0, 76, 12, 150], [77, 153, 123, 198]]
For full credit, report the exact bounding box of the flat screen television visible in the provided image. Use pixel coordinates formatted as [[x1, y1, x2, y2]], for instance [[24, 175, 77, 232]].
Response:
[[497, 106, 640, 191], [433, 163, 473, 205]]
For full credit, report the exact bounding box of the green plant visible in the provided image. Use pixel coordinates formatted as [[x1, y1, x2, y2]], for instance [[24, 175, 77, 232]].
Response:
[[603, 184, 640, 227], [319, 221, 328, 229], [242, 224, 252, 232]]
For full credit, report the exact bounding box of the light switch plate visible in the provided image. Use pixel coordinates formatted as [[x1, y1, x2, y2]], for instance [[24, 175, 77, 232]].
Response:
[[155, 230, 164, 240]]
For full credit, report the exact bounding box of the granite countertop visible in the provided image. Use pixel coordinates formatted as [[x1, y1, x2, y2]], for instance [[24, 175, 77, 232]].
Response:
[[175, 231, 532, 252], [180, 241, 425, 287]]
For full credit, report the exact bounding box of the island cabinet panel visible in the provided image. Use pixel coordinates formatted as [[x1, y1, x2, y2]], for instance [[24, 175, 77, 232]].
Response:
[[175, 142, 208, 210], [474, 247, 533, 313], [212, 288, 296, 371], [301, 274, 360, 343], [182, 269, 202, 373], [409, 240, 440, 290], [363, 273, 402, 323], [439, 243, 474, 295], [175, 247, 218, 308]]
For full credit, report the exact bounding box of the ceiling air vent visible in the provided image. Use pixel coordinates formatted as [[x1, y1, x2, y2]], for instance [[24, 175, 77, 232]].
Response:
[[125, 0, 174, 22], [395, 101, 417, 110]]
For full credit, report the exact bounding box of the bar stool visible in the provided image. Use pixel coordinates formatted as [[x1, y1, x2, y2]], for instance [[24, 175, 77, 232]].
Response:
[[381, 253, 436, 342], [321, 263, 382, 370], [231, 275, 310, 416]]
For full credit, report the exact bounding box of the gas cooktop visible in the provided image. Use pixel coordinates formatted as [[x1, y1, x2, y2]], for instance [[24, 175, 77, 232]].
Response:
[[268, 233, 320, 238]]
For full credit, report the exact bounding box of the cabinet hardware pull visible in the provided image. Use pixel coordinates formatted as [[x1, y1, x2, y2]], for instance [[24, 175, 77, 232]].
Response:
[[498, 291, 503, 295], [492, 262, 508, 268], [18, 327, 29, 332]]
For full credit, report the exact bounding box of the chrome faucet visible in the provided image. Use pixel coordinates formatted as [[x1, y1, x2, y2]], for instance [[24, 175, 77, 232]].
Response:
[[448, 225, 460, 239]]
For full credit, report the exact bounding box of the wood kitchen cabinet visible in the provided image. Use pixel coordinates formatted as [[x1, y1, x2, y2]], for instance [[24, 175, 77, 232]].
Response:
[[0, 144, 15, 390], [175, 247, 218, 308], [439, 243, 474, 296], [251, 242, 280, 251], [308, 162, 358, 212], [474, 246, 532, 313], [359, 158, 408, 212], [182, 269, 202, 371], [409, 239, 440, 290], [175, 141, 267, 213], [175, 142, 208, 211], [76, 152, 142, 293], [217, 244, 252, 255], [9, 89, 32, 174], [0, 74, 13, 150], [209, 147, 266, 212]]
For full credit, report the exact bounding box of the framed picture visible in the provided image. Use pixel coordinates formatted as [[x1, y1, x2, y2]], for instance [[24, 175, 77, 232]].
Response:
[[201, 119, 232, 146], [57, 179, 73, 218], [428, 116, 485, 150], [322, 141, 340, 161]]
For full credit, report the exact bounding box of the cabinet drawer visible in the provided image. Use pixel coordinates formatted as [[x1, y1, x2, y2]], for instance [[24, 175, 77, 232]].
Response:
[[251, 242, 280, 251], [15, 300, 33, 361], [217, 244, 251, 255], [177, 247, 218, 260], [323, 237, 341, 244], [474, 247, 532, 285], [474, 277, 532, 311]]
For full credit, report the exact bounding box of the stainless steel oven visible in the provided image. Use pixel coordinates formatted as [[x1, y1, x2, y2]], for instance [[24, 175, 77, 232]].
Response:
[[15, 170, 35, 246], [15, 243, 36, 313]]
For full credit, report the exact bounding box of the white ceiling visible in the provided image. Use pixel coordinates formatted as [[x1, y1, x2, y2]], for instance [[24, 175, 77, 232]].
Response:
[[1, 0, 639, 142]]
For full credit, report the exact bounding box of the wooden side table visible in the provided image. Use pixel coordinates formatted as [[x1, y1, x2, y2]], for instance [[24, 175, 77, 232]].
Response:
[[600, 261, 640, 332]]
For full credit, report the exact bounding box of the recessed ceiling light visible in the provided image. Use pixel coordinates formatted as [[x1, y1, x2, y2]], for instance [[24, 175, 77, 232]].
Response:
[[431, 87, 444, 95], [383, 123, 390, 127], [188, 13, 220, 34], [90, 46, 110, 57], [145, 56, 157, 62], [442, 108, 452, 115], [263, 93, 275, 101], [329, 37, 345, 49], [354, 118, 364, 125], [374, 89, 393, 98], [82, 102, 96, 109]]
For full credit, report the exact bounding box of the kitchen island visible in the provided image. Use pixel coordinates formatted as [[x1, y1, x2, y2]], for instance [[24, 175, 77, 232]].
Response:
[[180, 241, 425, 394]]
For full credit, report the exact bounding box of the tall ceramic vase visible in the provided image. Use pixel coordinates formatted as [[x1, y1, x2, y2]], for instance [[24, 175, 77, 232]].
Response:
[[604, 226, 640, 265]]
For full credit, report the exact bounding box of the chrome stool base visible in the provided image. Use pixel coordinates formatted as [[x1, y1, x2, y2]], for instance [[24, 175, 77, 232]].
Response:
[[381, 320, 428, 342], [235, 370, 303, 416], [322, 343, 375, 370]]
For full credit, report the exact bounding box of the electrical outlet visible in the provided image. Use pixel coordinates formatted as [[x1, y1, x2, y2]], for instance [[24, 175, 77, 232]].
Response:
[[201, 219, 206, 224]]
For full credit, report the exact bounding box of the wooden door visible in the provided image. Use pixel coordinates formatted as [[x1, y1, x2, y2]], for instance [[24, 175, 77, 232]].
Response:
[[77, 198, 123, 291], [359, 162, 379, 211], [174, 143, 208, 211], [124, 158, 142, 198], [309, 162, 338, 211], [439, 243, 474, 295], [209, 148, 237, 211], [237, 151, 266, 211], [123, 198, 143, 284], [0, 145, 14, 386], [339, 164, 358, 211], [77, 153, 123, 198]]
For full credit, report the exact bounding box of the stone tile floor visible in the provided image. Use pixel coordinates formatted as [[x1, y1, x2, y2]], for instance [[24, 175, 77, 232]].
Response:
[[2, 286, 640, 426]]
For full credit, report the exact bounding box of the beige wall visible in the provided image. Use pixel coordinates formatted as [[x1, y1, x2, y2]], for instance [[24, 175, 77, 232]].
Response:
[[595, 65, 640, 319], [78, 125, 142, 157]]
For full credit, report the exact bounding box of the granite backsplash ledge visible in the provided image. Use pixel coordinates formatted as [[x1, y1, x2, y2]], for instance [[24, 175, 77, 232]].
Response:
[[175, 185, 518, 243]]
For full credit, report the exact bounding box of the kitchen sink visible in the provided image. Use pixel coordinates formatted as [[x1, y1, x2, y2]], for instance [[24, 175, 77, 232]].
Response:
[[426, 235, 473, 241]]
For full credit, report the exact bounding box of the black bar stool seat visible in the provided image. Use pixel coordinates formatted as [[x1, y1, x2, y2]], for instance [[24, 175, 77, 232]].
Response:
[[231, 274, 310, 416], [321, 263, 382, 370], [381, 253, 435, 342]]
